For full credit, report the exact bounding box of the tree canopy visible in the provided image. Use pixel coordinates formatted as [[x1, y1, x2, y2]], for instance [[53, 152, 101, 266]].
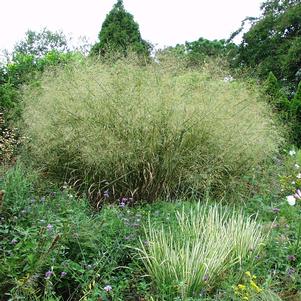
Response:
[[235, 0, 301, 92], [90, 0, 150, 57], [158, 37, 237, 67], [0, 29, 80, 117], [13, 28, 69, 58]]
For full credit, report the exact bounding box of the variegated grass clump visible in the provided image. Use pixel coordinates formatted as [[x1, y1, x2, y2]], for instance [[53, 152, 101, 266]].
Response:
[[22, 57, 282, 201], [136, 203, 265, 300]]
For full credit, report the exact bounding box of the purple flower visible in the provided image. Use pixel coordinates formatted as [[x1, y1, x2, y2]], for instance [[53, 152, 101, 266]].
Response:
[[294, 189, 301, 200], [104, 285, 112, 292], [45, 270, 53, 279], [124, 234, 134, 240], [61, 271, 67, 277], [47, 224, 53, 231], [11, 238, 18, 245], [287, 255, 296, 262], [119, 201, 126, 208], [103, 190, 109, 198], [272, 207, 280, 213], [287, 267, 295, 276]]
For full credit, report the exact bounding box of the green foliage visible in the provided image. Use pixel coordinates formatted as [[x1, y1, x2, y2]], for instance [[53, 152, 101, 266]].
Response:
[[264, 72, 290, 111], [0, 82, 18, 113], [290, 81, 301, 114], [1, 153, 301, 300], [13, 28, 69, 58], [91, 0, 150, 57], [234, 272, 282, 301], [0, 29, 82, 119], [136, 203, 265, 300], [0, 163, 35, 215], [235, 0, 301, 91], [0, 165, 146, 300], [289, 82, 301, 143], [159, 38, 237, 67], [22, 57, 282, 202]]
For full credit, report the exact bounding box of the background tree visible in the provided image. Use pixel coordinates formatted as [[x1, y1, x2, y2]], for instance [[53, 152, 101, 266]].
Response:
[[0, 29, 80, 119], [157, 37, 237, 68], [264, 71, 290, 111], [184, 38, 237, 66], [290, 81, 301, 142], [90, 0, 150, 57], [13, 28, 69, 58], [234, 0, 301, 92]]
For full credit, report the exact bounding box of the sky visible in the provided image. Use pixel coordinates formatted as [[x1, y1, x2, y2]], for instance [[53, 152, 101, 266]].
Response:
[[0, 0, 264, 53]]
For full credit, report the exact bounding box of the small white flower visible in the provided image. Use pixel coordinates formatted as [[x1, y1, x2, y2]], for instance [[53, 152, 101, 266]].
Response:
[[289, 150, 296, 156], [295, 164, 300, 169], [292, 181, 296, 185], [104, 285, 112, 292], [223, 76, 234, 82], [297, 173, 301, 179], [287, 195, 296, 206]]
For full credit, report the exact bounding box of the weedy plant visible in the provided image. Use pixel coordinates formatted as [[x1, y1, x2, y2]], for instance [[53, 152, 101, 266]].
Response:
[[233, 271, 282, 301], [0, 165, 145, 300], [136, 203, 265, 300], [22, 56, 282, 203]]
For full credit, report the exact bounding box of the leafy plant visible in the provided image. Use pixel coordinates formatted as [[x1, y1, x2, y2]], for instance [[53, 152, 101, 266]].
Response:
[[0, 165, 145, 300]]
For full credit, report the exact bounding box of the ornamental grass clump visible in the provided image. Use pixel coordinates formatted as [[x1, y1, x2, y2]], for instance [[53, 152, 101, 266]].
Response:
[[136, 203, 265, 300], [22, 56, 281, 201]]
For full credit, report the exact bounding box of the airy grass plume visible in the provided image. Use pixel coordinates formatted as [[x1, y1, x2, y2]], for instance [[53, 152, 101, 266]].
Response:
[[136, 203, 265, 300], [22, 56, 282, 201]]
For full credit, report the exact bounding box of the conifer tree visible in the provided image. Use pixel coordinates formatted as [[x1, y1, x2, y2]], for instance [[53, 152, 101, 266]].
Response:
[[91, 0, 150, 57], [290, 81, 301, 143], [293, 81, 301, 104], [264, 71, 289, 110], [290, 81, 301, 116]]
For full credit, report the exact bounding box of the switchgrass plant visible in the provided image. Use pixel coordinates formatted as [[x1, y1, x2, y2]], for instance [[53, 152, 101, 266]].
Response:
[[22, 56, 282, 202], [136, 202, 265, 300]]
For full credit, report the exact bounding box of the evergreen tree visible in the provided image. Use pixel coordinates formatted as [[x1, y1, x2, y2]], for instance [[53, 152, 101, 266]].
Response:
[[264, 71, 290, 110], [290, 81, 301, 114], [91, 0, 150, 57], [290, 81, 301, 143]]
